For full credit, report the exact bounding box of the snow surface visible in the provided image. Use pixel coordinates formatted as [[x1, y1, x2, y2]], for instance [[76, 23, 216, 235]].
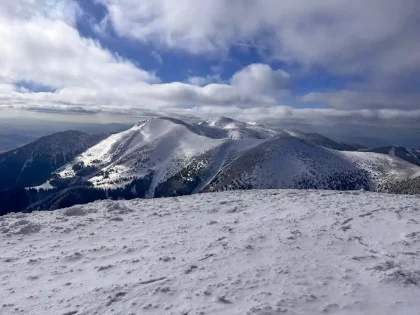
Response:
[[1, 190, 420, 315]]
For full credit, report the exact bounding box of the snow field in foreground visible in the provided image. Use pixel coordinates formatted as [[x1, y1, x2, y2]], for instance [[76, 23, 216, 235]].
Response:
[[1, 189, 420, 315]]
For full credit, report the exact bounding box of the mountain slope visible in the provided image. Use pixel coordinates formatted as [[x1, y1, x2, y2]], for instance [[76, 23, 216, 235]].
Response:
[[285, 129, 365, 151], [1, 190, 420, 315], [196, 116, 284, 140], [362, 146, 420, 167], [54, 118, 226, 192], [0, 131, 108, 190], [380, 172, 420, 195], [204, 136, 415, 193]]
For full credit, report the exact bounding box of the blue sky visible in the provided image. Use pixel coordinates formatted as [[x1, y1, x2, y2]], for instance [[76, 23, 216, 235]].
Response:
[[0, 0, 419, 141]]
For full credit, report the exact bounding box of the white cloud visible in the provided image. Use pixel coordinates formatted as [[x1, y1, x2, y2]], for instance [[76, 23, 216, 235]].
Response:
[[175, 106, 420, 129], [98, 0, 420, 78], [0, 74, 281, 111], [0, 17, 158, 89], [186, 74, 221, 87], [0, 0, 81, 25], [151, 51, 163, 64], [302, 91, 420, 110], [0, 20, 291, 112], [231, 64, 290, 98], [0, 83, 17, 93], [2, 82, 420, 129], [0, 1, 291, 113]]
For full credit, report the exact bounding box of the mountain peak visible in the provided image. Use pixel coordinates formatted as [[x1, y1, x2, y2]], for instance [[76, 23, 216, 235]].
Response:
[[208, 116, 246, 129]]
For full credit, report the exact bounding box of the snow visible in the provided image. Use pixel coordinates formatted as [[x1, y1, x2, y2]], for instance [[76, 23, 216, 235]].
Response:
[[16, 156, 34, 183], [30, 181, 54, 191], [207, 116, 246, 129], [49, 117, 285, 192], [203, 116, 281, 140], [389, 147, 396, 157], [20, 156, 33, 172], [341, 150, 417, 182], [56, 124, 146, 179], [1, 190, 420, 315], [56, 118, 224, 190], [207, 137, 419, 193], [410, 170, 420, 179], [283, 129, 307, 139]]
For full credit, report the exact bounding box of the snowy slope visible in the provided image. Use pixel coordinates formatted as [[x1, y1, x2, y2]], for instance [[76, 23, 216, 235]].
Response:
[[205, 136, 418, 192], [197, 116, 284, 140], [1, 190, 420, 315], [57, 118, 225, 191], [361, 146, 420, 167], [27, 117, 420, 211], [284, 129, 365, 151], [48, 117, 281, 193], [0, 131, 107, 190], [51, 117, 419, 194]]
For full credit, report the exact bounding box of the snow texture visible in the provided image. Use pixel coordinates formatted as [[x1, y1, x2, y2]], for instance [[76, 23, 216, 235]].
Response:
[[1, 189, 420, 314]]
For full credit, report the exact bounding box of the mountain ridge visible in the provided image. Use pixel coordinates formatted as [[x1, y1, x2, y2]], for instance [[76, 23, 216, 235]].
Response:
[[24, 117, 420, 211], [361, 146, 420, 167], [0, 130, 108, 191], [1, 116, 419, 213]]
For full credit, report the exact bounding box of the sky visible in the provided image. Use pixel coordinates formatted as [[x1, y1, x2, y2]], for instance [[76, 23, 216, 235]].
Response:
[[0, 0, 419, 146]]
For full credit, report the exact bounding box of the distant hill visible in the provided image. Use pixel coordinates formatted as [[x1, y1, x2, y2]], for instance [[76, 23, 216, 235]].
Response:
[[0, 134, 38, 153], [284, 130, 366, 151], [361, 147, 420, 167], [0, 130, 108, 191]]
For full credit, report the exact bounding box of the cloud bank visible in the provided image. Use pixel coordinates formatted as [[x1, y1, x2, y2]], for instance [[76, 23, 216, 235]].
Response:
[[100, 0, 420, 79], [0, 0, 419, 129]]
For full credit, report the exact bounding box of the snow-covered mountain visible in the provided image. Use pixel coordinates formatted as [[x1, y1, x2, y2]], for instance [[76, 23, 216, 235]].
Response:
[[1, 189, 420, 314], [285, 129, 366, 151], [196, 116, 284, 140], [0, 131, 108, 190], [361, 146, 420, 167], [1, 116, 418, 213], [55, 118, 225, 192], [17, 116, 417, 211], [203, 136, 415, 193], [50, 117, 418, 192]]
